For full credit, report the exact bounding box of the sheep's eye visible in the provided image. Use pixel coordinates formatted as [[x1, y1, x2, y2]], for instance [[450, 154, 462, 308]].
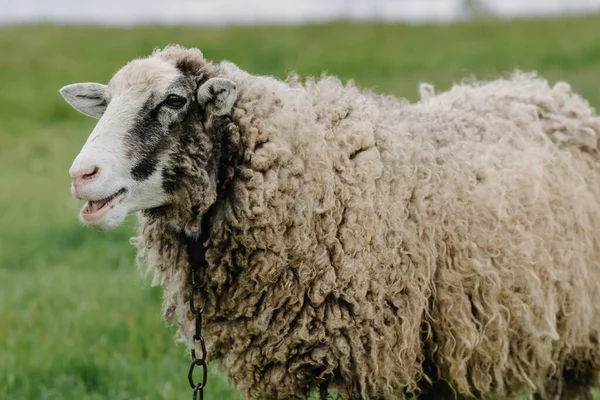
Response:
[[164, 94, 187, 109]]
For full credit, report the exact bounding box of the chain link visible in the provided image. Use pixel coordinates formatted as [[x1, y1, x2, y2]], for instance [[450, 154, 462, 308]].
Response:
[[187, 238, 208, 400]]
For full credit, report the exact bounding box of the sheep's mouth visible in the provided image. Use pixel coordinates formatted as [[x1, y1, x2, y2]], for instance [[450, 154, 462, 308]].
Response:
[[82, 188, 127, 217]]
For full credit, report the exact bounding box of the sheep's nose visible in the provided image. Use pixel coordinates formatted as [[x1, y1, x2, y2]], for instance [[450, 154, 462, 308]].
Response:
[[70, 165, 100, 184]]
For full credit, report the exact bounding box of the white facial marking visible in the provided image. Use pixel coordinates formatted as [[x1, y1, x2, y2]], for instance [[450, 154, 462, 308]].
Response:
[[63, 58, 181, 230]]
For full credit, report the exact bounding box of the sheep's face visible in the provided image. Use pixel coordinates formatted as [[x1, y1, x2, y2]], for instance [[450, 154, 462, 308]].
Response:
[[60, 57, 237, 231]]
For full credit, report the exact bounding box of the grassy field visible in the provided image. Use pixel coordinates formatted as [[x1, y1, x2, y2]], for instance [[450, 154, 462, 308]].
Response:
[[1, 14, 600, 399]]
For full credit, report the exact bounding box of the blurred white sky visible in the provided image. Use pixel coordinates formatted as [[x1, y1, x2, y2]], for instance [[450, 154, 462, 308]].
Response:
[[1, 0, 600, 25]]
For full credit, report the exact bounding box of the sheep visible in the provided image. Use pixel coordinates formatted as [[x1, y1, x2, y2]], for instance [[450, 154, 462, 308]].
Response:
[[60, 44, 600, 400]]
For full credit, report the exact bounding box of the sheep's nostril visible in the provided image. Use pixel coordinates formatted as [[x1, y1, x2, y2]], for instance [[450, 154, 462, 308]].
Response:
[[83, 166, 99, 180], [71, 165, 100, 183]]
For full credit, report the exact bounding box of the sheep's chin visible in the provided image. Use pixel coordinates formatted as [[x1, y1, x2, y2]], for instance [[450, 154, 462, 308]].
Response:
[[79, 201, 129, 231]]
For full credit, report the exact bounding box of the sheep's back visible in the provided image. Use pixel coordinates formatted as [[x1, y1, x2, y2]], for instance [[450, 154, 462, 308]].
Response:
[[372, 72, 600, 396]]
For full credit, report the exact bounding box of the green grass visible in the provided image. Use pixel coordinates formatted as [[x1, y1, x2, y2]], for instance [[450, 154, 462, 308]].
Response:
[[2, 14, 600, 399]]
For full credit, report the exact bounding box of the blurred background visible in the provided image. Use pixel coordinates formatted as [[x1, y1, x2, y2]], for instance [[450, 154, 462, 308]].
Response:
[[1, 1, 600, 399], [2, 0, 600, 24]]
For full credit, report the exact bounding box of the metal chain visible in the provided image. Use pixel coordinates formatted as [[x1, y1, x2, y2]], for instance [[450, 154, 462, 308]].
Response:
[[184, 128, 237, 400], [187, 238, 208, 400]]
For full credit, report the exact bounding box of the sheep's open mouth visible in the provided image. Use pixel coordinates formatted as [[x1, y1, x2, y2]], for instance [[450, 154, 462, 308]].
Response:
[[82, 188, 127, 215]]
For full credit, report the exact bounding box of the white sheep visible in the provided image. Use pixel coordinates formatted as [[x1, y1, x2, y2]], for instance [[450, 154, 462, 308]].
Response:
[[60, 45, 600, 400]]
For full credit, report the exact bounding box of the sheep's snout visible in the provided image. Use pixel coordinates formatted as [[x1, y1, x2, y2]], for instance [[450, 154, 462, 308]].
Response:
[[69, 155, 111, 197], [68, 152, 130, 230]]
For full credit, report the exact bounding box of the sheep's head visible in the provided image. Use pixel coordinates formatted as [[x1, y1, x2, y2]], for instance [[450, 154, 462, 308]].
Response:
[[60, 47, 237, 231]]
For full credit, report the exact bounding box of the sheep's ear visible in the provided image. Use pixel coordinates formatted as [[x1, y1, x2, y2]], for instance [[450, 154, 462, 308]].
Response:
[[197, 78, 237, 117], [59, 83, 108, 119]]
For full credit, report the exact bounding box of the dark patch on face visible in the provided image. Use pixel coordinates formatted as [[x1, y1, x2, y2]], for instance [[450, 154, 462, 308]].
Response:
[[132, 157, 158, 180], [127, 94, 168, 181], [127, 76, 203, 182]]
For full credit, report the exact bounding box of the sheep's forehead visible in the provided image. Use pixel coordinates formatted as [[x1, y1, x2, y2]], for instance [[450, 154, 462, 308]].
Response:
[[108, 58, 182, 97]]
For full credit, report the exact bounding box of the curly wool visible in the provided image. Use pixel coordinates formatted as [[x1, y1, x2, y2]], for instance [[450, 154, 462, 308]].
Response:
[[134, 47, 600, 400]]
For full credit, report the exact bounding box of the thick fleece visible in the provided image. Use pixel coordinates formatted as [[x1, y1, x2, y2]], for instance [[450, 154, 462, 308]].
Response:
[[135, 47, 600, 399]]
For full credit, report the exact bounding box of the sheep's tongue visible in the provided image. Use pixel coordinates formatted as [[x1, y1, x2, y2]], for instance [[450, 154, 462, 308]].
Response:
[[88, 197, 110, 213]]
